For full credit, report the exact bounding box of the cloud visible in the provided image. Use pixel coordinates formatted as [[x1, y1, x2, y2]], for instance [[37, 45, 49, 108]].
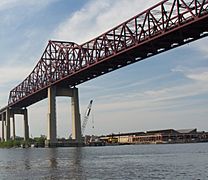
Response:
[[0, 0, 58, 66], [143, 82, 208, 102], [0, 0, 55, 11], [191, 38, 208, 57], [0, 66, 31, 86], [92, 66, 208, 114], [53, 0, 159, 43], [78, 63, 208, 118], [0, 65, 30, 107], [0, 0, 57, 37], [186, 71, 208, 81], [0, 0, 22, 10], [172, 66, 208, 81]]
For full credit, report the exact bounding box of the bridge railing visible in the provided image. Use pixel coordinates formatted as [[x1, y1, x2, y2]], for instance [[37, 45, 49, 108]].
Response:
[[8, 0, 208, 106]]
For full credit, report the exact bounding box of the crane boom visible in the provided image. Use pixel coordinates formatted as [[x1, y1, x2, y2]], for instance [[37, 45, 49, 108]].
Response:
[[81, 100, 93, 136]]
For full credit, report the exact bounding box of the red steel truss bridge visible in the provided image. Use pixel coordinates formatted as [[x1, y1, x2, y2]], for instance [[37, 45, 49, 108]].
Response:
[[8, 0, 208, 108]]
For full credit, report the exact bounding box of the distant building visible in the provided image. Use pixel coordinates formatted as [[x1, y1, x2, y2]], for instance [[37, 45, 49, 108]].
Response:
[[100, 128, 208, 144]]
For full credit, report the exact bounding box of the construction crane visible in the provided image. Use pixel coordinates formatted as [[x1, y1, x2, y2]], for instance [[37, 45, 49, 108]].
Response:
[[81, 100, 93, 136]]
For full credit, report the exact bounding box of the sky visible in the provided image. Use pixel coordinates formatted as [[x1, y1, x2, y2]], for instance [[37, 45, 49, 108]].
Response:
[[0, 0, 207, 138]]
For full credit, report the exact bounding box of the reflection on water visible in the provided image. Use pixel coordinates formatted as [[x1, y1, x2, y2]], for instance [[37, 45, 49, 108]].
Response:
[[22, 149, 32, 170], [0, 143, 208, 179], [48, 148, 58, 179], [46, 147, 86, 179], [70, 147, 85, 179], [48, 149, 56, 168]]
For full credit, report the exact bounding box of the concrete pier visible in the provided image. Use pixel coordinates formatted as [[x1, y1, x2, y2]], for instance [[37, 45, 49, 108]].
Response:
[[47, 86, 57, 146], [7, 108, 30, 142], [24, 108, 29, 141], [0, 86, 82, 146], [5, 109, 10, 141], [71, 88, 82, 144], [12, 113, 16, 140], [46, 86, 82, 147], [1, 114, 4, 142], [0, 109, 11, 142]]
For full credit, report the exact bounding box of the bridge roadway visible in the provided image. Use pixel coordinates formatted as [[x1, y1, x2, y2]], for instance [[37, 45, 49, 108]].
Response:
[[0, 0, 208, 146]]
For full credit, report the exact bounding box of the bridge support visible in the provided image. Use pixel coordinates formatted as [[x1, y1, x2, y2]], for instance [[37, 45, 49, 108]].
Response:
[[1, 114, 4, 142], [46, 86, 57, 147], [8, 108, 29, 141], [5, 109, 10, 141], [0, 107, 29, 142], [12, 113, 16, 140], [71, 88, 82, 144], [46, 86, 82, 147], [23, 109, 29, 141]]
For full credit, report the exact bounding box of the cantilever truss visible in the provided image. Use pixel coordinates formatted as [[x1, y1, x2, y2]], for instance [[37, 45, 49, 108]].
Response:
[[8, 0, 208, 106]]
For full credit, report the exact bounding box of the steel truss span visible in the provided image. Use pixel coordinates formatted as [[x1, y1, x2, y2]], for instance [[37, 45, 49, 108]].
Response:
[[8, 0, 208, 107]]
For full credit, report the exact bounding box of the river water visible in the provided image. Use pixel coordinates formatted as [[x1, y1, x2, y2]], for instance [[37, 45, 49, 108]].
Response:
[[0, 143, 208, 180]]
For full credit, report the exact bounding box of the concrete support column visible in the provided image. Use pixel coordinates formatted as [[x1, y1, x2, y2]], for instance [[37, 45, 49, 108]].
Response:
[[5, 109, 10, 141], [1, 114, 4, 142], [71, 88, 82, 144], [47, 86, 57, 146], [24, 109, 29, 141], [12, 113, 16, 140]]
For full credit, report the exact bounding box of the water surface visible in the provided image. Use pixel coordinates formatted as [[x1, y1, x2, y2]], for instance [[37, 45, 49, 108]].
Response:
[[0, 143, 208, 179]]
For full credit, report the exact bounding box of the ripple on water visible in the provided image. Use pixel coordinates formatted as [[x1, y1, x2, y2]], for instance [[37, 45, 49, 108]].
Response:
[[0, 143, 208, 179]]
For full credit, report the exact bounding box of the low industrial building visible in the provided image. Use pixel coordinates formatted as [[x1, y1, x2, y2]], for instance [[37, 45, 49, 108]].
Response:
[[100, 128, 208, 145]]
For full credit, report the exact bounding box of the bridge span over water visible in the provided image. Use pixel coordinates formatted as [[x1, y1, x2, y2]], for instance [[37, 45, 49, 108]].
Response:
[[0, 0, 208, 146]]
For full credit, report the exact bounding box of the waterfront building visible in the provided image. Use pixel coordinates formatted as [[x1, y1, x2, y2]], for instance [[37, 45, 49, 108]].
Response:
[[99, 128, 208, 145]]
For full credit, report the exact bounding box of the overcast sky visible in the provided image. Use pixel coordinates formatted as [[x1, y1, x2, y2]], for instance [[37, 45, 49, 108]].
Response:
[[0, 0, 208, 138]]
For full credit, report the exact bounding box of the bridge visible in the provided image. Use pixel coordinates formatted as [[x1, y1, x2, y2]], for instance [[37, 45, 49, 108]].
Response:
[[0, 0, 208, 146]]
